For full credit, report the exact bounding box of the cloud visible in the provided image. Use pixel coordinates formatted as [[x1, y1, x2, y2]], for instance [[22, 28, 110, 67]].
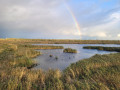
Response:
[[110, 11, 120, 22], [90, 32, 107, 38], [0, 0, 120, 40], [0, 0, 71, 32], [81, 10, 120, 40], [118, 34, 120, 37], [0, 0, 82, 39], [80, 7, 120, 28]]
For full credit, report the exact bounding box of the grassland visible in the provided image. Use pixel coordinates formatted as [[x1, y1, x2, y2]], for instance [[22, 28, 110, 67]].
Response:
[[63, 48, 77, 53], [20, 44, 64, 50], [0, 39, 120, 90], [83, 46, 120, 52], [64, 53, 120, 90], [0, 38, 120, 44]]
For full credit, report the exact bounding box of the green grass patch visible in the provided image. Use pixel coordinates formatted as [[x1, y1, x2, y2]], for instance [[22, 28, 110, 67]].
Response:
[[1, 38, 120, 44], [83, 46, 120, 52], [20, 44, 64, 49], [64, 53, 120, 89], [63, 48, 77, 53], [0, 40, 120, 90]]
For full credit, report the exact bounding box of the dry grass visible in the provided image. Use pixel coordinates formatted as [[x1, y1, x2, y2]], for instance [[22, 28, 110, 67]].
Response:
[[0, 39, 120, 90]]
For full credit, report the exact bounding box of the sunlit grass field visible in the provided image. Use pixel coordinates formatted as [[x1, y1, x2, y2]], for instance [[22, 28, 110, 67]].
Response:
[[0, 39, 120, 90], [0, 38, 120, 44]]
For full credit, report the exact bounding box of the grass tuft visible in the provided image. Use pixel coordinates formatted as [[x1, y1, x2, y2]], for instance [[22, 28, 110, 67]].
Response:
[[63, 48, 77, 53]]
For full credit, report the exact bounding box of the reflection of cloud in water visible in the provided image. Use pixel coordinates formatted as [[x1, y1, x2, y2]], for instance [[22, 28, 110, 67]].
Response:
[[34, 44, 120, 71]]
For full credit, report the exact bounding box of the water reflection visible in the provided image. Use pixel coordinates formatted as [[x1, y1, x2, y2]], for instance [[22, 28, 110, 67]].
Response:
[[33, 44, 120, 71]]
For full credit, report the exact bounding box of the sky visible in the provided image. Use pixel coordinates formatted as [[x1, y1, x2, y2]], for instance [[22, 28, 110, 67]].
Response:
[[0, 0, 120, 40]]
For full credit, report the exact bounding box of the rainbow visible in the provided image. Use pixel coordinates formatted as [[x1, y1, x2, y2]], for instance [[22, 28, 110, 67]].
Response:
[[63, 1, 81, 37]]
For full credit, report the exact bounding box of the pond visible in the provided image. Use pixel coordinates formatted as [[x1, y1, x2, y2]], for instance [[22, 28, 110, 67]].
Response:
[[33, 44, 120, 71]]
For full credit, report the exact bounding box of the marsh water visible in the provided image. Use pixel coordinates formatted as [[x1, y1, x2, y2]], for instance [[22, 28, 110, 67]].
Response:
[[34, 44, 120, 71]]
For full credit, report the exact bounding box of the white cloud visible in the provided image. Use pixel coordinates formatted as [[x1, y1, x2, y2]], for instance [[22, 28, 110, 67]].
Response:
[[0, 0, 83, 39], [90, 32, 107, 37], [62, 30, 81, 36], [0, 0, 120, 40], [83, 31, 107, 38], [110, 12, 120, 23], [110, 12, 120, 19], [118, 34, 120, 37], [0, 0, 72, 31], [81, 10, 120, 40]]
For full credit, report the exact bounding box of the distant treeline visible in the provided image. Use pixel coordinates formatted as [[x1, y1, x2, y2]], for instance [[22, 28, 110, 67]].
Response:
[[83, 46, 120, 52], [0, 38, 120, 44]]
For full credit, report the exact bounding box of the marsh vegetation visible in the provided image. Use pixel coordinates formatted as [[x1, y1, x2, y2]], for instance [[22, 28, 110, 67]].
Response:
[[0, 39, 120, 90], [21, 44, 64, 50], [49, 55, 53, 57], [0, 38, 120, 44], [34, 44, 119, 70], [63, 48, 77, 53], [83, 46, 120, 52]]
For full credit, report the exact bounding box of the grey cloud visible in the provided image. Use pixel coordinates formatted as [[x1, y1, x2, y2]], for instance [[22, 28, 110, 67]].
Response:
[[0, 0, 69, 30], [80, 7, 120, 28], [0, 0, 120, 39]]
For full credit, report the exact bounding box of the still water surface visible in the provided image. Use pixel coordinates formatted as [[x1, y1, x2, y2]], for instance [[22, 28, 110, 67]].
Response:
[[34, 44, 120, 71]]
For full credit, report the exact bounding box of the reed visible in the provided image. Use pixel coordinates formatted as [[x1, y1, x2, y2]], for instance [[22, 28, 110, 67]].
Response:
[[20, 44, 64, 50], [63, 48, 77, 53], [0, 38, 120, 44], [83, 46, 120, 52], [0, 39, 120, 90]]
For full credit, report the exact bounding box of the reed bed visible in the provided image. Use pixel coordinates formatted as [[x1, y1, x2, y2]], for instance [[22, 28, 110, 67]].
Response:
[[83, 46, 120, 52], [0, 39, 120, 90], [0, 38, 120, 44], [63, 48, 77, 53]]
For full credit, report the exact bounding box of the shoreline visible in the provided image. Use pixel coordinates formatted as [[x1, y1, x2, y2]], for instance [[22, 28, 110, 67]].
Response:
[[0, 40, 120, 89]]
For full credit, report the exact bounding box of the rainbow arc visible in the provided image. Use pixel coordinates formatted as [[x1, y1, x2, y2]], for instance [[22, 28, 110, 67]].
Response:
[[63, 1, 81, 38]]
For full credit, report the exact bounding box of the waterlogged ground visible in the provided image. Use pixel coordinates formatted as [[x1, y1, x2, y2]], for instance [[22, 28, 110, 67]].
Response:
[[34, 44, 120, 70]]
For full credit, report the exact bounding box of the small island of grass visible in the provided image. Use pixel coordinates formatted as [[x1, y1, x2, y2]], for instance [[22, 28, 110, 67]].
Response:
[[83, 46, 120, 52], [63, 48, 77, 53]]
